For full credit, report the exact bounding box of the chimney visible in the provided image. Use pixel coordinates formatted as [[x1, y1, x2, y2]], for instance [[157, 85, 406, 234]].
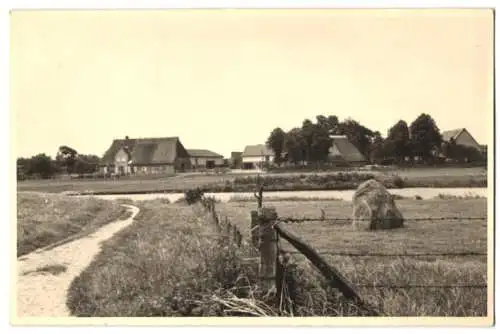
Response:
[[125, 136, 129, 140]]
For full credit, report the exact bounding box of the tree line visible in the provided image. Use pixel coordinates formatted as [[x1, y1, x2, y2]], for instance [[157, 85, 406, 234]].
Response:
[[266, 113, 485, 166], [17, 146, 100, 180]]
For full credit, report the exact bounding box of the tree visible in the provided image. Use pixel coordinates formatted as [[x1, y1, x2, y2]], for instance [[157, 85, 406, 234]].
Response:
[[29, 154, 56, 179], [369, 132, 385, 164], [301, 119, 315, 162], [409, 114, 442, 162], [443, 139, 483, 164], [386, 120, 410, 163], [266, 127, 286, 165], [75, 154, 100, 174], [284, 127, 307, 165], [310, 115, 334, 163], [57, 145, 78, 174]]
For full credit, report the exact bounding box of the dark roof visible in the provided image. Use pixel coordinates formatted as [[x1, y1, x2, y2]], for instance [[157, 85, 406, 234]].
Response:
[[441, 128, 465, 142], [242, 144, 274, 157], [100, 137, 181, 165], [187, 149, 223, 158], [329, 135, 366, 162]]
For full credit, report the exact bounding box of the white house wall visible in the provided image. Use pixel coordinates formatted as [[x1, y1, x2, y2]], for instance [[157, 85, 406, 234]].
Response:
[[114, 148, 131, 174], [329, 143, 341, 156], [242, 156, 272, 163], [190, 157, 225, 167]]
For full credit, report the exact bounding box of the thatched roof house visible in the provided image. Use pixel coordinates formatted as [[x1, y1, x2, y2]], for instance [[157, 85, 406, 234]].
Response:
[[100, 136, 191, 175], [328, 135, 366, 165], [441, 128, 482, 152]]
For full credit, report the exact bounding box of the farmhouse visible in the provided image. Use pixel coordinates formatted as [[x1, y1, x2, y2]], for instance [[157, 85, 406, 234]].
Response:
[[441, 128, 482, 152], [241, 144, 275, 169], [187, 149, 224, 170], [328, 135, 367, 165], [100, 136, 191, 175]]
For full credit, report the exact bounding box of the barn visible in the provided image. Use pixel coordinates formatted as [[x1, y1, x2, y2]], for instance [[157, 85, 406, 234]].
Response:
[[187, 149, 225, 170]]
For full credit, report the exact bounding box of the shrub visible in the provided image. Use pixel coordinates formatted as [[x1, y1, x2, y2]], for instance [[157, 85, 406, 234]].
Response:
[[184, 187, 205, 205], [393, 175, 405, 188]]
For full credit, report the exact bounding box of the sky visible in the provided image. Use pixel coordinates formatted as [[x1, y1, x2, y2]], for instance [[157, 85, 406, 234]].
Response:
[[11, 9, 494, 159]]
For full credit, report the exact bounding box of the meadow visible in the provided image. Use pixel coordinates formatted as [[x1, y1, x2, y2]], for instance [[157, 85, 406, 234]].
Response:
[[17, 167, 487, 195], [17, 192, 128, 256], [66, 195, 488, 317], [217, 198, 487, 316]]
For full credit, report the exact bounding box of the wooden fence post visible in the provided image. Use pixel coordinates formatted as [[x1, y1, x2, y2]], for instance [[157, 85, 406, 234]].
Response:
[[258, 207, 278, 294], [250, 210, 259, 253], [233, 225, 242, 248]]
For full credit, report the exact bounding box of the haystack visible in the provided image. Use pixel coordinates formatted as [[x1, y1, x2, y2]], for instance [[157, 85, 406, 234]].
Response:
[[352, 179, 404, 230]]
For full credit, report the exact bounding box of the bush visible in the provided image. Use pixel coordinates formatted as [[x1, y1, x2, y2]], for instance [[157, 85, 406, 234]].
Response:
[[393, 175, 405, 188], [184, 187, 205, 205]]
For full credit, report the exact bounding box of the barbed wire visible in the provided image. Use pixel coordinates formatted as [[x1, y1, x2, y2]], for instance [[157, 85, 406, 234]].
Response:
[[277, 216, 487, 224], [285, 251, 487, 257]]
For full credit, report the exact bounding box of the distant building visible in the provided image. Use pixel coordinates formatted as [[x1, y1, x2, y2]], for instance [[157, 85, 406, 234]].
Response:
[[100, 136, 191, 175], [241, 144, 275, 169], [441, 128, 482, 152], [328, 135, 367, 165], [187, 149, 224, 170]]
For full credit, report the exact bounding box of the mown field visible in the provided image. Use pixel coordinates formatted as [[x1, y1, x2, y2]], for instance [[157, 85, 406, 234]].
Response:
[[17, 167, 487, 194], [17, 192, 129, 256], [67, 196, 488, 317]]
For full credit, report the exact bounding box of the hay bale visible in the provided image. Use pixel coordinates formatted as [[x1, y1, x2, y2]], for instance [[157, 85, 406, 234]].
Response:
[[352, 179, 404, 230]]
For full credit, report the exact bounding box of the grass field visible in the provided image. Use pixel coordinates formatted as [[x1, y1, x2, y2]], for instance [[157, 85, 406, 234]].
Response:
[[17, 167, 487, 195], [66, 196, 487, 317], [215, 198, 488, 316], [17, 192, 129, 257]]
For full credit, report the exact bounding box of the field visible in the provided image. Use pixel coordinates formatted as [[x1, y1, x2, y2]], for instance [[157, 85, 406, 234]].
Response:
[[17, 192, 128, 256], [66, 196, 488, 317], [17, 167, 487, 194], [216, 198, 488, 316]]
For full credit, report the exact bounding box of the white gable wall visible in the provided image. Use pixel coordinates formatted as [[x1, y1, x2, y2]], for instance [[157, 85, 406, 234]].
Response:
[[329, 143, 341, 156], [242, 155, 273, 163]]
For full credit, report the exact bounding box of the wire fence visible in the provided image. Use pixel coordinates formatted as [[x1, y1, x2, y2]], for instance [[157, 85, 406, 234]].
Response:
[[274, 214, 488, 293], [278, 216, 487, 224]]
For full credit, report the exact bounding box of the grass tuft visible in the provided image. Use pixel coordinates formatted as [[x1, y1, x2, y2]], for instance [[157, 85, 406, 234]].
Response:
[[23, 264, 68, 276]]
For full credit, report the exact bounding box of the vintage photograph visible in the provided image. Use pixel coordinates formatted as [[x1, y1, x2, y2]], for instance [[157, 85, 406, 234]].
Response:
[[11, 8, 493, 323]]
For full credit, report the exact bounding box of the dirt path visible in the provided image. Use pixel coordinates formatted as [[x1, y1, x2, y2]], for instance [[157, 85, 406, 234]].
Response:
[[16, 204, 140, 317]]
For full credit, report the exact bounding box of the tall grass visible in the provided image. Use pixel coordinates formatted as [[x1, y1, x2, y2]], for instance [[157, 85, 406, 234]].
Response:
[[17, 192, 128, 256], [66, 198, 486, 317], [66, 202, 261, 316]]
